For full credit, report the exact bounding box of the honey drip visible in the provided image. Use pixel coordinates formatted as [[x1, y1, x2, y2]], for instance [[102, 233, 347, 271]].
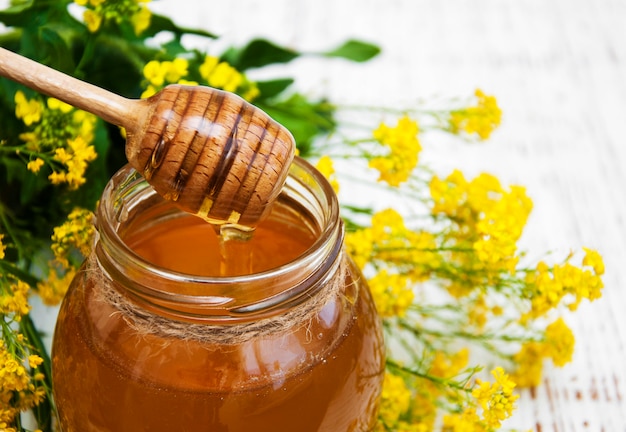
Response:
[[216, 224, 255, 276]]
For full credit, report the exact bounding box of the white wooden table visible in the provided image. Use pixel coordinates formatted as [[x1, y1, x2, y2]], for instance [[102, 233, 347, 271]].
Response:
[[31, 0, 626, 430]]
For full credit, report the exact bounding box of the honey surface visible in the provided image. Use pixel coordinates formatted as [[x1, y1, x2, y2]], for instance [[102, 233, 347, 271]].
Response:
[[126, 213, 315, 276]]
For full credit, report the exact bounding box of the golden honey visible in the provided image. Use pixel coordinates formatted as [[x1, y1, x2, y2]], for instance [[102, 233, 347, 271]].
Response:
[[52, 159, 385, 431]]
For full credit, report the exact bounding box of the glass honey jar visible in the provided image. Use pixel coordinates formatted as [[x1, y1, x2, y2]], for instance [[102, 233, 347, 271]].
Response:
[[51, 157, 385, 431]]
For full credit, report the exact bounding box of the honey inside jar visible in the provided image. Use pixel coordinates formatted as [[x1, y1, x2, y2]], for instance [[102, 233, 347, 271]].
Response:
[[52, 193, 385, 431]]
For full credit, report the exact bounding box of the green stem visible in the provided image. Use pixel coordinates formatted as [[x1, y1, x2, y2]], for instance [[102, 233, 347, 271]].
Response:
[[20, 314, 55, 432], [386, 359, 473, 392], [0, 260, 40, 286]]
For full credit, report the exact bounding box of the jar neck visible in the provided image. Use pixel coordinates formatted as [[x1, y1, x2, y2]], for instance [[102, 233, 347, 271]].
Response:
[[93, 157, 343, 324]]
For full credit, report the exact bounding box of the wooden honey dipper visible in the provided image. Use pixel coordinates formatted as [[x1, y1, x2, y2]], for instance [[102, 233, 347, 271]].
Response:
[[0, 47, 295, 227]]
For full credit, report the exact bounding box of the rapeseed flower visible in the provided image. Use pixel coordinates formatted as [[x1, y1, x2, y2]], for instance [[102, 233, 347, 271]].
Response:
[[471, 367, 518, 429], [369, 115, 421, 186], [378, 372, 412, 427], [315, 155, 340, 193], [14, 91, 42, 126], [449, 89, 502, 140], [75, 0, 152, 35]]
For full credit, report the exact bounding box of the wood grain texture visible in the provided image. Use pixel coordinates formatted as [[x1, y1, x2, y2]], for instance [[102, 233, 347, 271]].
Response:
[[125, 85, 295, 226], [148, 0, 626, 429]]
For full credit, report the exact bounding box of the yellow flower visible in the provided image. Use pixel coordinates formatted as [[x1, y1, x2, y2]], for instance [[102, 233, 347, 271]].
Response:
[[0, 342, 47, 426], [50, 207, 95, 268], [512, 318, 575, 388], [50, 136, 98, 189], [471, 367, 518, 429], [315, 155, 340, 193], [178, 79, 199, 87], [378, 372, 412, 426], [199, 55, 220, 80], [429, 348, 469, 379], [78, 0, 151, 34], [27, 158, 44, 173], [132, 5, 151, 35], [430, 169, 532, 288], [544, 318, 575, 367], [143, 60, 167, 87], [14, 91, 43, 126], [345, 228, 374, 269], [449, 89, 502, 140], [241, 84, 260, 101], [199, 56, 245, 92], [442, 408, 486, 432], [582, 247, 605, 275], [369, 115, 421, 186], [208, 62, 243, 92], [347, 208, 439, 284], [526, 252, 604, 318], [47, 97, 73, 113], [48, 170, 67, 185], [0, 234, 6, 259], [164, 58, 189, 83], [37, 266, 76, 306], [73, 110, 97, 143], [83, 9, 103, 32], [368, 269, 414, 318], [28, 355, 44, 368], [1, 278, 31, 322], [141, 85, 159, 99]]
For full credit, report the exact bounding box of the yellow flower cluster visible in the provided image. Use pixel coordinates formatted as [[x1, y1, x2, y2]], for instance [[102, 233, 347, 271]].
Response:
[[141, 56, 260, 102], [346, 209, 439, 317], [141, 58, 197, 98], [38, 266, 77, 307], [376, 372, 412, 429], [0, 342, 46, 431], [74, 0, 152, 35], [430, 169, 532, 292], [368, 270, 413, 318], [442, 408, 486, 432], [369, 115, 421, 186], [47, 136, 98, 189], [199, 56, 243, 93], [199, 56, 260, 100], [14, 91, 42, 126], [36, 208, 95, 305], [51, 208, 95, 267], [14, 92, 99, 189], [511, 318, 575, 387], [379, 350, 475, 431], [449, 89, 502, 140], [0, 234, 5, 260], [470, 367, 519, 429], [0, 278, 30, 320], [525, 248, 604, 319]]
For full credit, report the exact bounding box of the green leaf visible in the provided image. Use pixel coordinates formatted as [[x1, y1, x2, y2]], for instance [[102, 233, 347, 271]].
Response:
[[256, 78, 294, 99], [0, 0, 36, 26], [145, 13, 217, 40], [258, 94, 336, 155], [323, 39, 380, 62], [38, 23, 76, 72], [226, 39, 299, 71]]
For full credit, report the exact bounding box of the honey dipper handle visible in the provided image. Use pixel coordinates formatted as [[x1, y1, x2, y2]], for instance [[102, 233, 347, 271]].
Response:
[[0, 47, 145, 128]]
